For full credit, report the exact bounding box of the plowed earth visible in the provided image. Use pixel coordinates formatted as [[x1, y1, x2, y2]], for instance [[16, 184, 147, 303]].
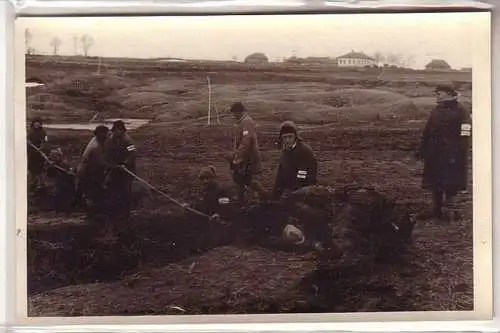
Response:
[[26, 56, 473, 316]]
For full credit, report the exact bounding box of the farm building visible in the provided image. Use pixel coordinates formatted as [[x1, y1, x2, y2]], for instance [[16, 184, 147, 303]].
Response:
[[425, 59, 452, 71], [336, 51, 376, 67], [244, 53, 269, 64]]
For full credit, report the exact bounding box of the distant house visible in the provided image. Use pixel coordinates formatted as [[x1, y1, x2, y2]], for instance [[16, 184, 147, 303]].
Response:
[[244, 53, 269, 64], [336, 51, 375, 67], [425, 59, 452, 71]]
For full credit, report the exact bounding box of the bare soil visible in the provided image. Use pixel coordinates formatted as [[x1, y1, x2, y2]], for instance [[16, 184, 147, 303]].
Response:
[[26, 56, 473, 316]]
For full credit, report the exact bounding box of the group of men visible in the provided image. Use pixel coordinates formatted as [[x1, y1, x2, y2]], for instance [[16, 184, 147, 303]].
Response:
[[222, 83, 471, 223], [27, 83, 471, 231], [27, 118, 137, 219]]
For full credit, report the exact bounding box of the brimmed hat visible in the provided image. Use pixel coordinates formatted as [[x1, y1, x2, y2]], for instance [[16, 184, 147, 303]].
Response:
[[111, 120, 126, 132], [94, 125, 109, 135], [230, 102, 246, 114], [434, 84, 457, 96], [198, 165, 217, 180]]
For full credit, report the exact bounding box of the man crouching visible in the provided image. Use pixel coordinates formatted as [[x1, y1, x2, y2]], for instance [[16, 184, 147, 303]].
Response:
[[183, 165, 235, 223]]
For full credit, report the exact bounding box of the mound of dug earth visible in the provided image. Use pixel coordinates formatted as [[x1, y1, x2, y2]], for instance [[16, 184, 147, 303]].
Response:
[[29, 245, 317, 316]]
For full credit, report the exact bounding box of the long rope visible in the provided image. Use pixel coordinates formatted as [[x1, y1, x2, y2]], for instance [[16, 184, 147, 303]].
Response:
[[28, 140, 211, 219], [119, 166, 210, 219], [27, 140, 76, 176]]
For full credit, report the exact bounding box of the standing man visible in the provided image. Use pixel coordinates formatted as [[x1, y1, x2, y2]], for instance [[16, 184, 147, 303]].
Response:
[[27, 117, 49, 192], [103, 120, 137, 218], [416, 84, 471, 221], [73, 125, 110, 217], [272, 121, 318, 200], [229, 102, 267, 203]]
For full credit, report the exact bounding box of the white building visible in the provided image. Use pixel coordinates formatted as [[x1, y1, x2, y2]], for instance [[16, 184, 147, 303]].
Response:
[[336, 51, 376, 67]]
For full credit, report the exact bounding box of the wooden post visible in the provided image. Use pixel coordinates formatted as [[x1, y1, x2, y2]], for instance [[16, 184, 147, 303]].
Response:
[[207, 76, 211, 126]]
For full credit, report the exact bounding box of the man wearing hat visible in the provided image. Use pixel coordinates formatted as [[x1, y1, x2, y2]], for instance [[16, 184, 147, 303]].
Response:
[[103, 120, 137, 217], [416, 84, 471, 221], [27, 117, 50, 192], [272, 120, 318, 200], [73, 125, 110, 217], [229, 102, 267, 203]]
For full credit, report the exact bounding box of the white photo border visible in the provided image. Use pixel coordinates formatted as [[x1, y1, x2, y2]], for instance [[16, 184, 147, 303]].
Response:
[[1, 0, 498, 332]]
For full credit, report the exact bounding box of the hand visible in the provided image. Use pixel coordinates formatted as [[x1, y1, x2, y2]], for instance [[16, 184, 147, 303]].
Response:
[[209, 213, 222, 223]]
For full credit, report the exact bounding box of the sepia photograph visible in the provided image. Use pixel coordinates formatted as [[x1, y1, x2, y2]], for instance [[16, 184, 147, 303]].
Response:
[[14, 12, 492, 323]]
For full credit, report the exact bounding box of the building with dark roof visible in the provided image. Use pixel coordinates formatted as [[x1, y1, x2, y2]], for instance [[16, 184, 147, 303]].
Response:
[[425, 59, 452, 71], [336, 50, 376, 67], [244, 52, 269, 64]]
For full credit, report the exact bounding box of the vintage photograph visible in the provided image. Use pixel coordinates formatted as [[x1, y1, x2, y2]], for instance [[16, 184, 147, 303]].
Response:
[[15, 12, 492, 320]]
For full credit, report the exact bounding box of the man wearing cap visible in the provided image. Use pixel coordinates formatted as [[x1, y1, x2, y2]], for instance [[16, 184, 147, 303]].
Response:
[[272, 121, 318, 200], [415, 84, 471, 221], [72, 125, 110, 217], [27, 117, 50, 192], [103, 120, 137, 217], [229, 102, 267, 203]]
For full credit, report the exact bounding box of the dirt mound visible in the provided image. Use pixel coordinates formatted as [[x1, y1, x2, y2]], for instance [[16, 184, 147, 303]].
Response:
[[28, 245, 317, 316]]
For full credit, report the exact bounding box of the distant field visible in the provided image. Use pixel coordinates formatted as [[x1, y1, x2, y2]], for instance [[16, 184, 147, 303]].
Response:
[[25, 55, 473, 316]]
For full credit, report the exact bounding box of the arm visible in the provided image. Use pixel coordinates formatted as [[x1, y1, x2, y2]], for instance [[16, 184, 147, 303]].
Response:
[[233, 120, 255, 164], [417, 112, 434, 158], [123, 137, 137, 170], [272, 162, 286, 200], [297, 146, 318, 186]]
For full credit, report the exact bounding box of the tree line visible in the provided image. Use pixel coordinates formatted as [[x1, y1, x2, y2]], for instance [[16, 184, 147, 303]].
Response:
[[25, 28, 95, 57]]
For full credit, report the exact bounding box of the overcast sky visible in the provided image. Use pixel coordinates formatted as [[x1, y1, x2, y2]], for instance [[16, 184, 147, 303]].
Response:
[[19, 12, 482, 69]]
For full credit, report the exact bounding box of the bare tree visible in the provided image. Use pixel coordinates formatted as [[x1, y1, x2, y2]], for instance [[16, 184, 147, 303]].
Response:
[[404, 55, 416, 68], [49, 36, 62, 56], [385, 53, 403, 66], [80, 34, 94, 57], [25, 29, 33, 55], [372, 52, 385, 66]]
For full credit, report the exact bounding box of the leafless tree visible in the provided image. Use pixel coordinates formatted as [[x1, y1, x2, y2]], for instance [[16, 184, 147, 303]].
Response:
[[372, 52, 385, 66], [49, 36, 62, 56], [385, 53, 404, 66], [80, 34, 94, 57], [25, 29, 33, 55], [404, 55, 416, 68]]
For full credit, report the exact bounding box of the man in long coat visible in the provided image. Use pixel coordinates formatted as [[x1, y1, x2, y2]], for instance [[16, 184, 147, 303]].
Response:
[[229, 102, 267, 203], [103, 120, 137, 218], [272, 120, 318, 200], [416, 84, 471, 220]]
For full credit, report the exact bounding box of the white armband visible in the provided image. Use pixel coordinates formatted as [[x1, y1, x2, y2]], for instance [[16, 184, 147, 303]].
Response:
[[460, 123, 471, 137]]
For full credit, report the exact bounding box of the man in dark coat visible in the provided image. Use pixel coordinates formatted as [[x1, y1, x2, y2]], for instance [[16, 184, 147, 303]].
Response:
[[103, 120, 137, 218], [229, 102, 267, 203], [27, 117, 49, 192], [272, 121, 318, 200], [72, 125, 110, 217], [416, 84, 471, 220]]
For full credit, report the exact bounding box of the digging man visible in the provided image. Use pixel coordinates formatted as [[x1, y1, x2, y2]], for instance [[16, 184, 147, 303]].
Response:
[[228, 102, 267, 204], [272, 121, 318, 200], [415, 84, 471, 221], [27, 117, 50, 193], [103, 120, 137, 218], [73, 125, 110, 218]]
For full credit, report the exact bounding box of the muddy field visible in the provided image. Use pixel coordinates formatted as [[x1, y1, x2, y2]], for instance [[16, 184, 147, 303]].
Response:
[[25, 56, 473, 316]]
